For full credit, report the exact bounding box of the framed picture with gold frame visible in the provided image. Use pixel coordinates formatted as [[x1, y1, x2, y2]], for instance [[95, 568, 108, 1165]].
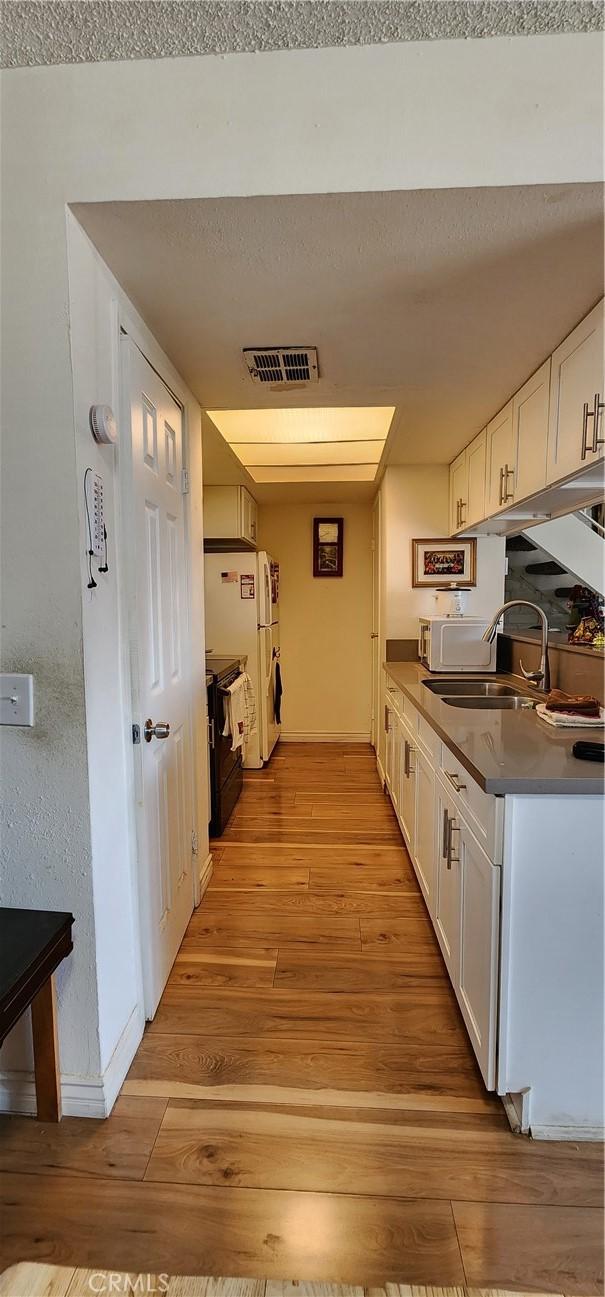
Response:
[[313, 517, 344, 577], [412, 537, 477, 587]]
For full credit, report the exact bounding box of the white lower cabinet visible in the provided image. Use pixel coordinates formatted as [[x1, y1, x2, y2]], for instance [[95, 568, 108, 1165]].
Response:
[[383, 672, 501, 1090], [434, 773, 500, 1088], [457, 819, 500, 1089], [414, 747, 436, 913], [434, 780, 460, 980], [398, 717, 416, 851], [385, 701, 394, 794]]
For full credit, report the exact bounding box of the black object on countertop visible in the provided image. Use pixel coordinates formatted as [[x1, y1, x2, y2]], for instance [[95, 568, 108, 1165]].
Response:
[[206, 657, 244, 836], [572, 740, 605, 763], [0, 907, 74, 1043]]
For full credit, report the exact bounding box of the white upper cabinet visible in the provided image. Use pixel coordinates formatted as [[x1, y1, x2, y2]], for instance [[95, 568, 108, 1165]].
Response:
[[546, 300, 605, 484], [449, 449, 467, 535], [240, 487, 258, 547], [466, 429, 487, 528], [203, 485, 258, 551], [448, 300, 604, 534], [511, 359, 550, 501], [485, 400, 514, 515]]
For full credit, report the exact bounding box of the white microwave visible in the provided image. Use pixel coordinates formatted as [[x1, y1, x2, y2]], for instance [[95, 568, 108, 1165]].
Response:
[[418, 616, 497, 673]]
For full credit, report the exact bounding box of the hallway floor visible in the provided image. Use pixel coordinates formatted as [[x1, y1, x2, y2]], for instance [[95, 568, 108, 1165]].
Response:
[[1, 744, 603, 1292]]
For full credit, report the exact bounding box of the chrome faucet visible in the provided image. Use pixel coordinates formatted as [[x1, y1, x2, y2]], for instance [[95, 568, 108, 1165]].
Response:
[[482, 600, 551, 693]]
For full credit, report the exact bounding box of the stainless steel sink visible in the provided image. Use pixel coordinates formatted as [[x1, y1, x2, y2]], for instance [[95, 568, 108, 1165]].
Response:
[[423, 679, 527, 697], [444, 695, 536, 710]]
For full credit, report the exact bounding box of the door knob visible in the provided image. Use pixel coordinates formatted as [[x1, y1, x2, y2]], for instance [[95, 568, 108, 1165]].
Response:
[[144, 718, 170, 743]]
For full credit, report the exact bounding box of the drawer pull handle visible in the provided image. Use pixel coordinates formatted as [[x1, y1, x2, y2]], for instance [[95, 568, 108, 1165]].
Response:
[[445, 770, 467, 792]]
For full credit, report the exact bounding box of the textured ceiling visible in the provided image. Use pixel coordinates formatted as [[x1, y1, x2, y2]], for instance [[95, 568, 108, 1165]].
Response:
[[1, 1, 603, 68], [72, 184, 605, 496]]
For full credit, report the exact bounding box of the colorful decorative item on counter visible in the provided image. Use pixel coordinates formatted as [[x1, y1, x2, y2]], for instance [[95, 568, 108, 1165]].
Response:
[[565, 585, 604, 646]]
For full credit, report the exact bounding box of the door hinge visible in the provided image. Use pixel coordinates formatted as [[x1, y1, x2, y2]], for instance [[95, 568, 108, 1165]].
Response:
[[191, 829, 199, 856], [132, 723, 141, 745], [181, 467, 190, 494]]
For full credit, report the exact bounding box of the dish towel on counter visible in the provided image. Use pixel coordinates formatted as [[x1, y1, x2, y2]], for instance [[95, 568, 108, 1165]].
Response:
[[222, 672, 257, 753], [536, 702, 605, 729], [544, 687, 601, 718]]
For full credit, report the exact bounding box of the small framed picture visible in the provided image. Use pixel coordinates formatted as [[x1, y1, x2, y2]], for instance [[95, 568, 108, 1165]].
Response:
[[412, 537, 477, 587], [313, 517, 344, 578]]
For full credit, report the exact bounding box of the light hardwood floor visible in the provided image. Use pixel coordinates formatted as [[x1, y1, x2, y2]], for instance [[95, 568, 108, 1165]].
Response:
[[0, 744, 603, 1294]]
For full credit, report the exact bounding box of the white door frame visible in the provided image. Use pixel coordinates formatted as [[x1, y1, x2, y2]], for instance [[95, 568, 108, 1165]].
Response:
[[115, 306, 202, 1019], [371, 492, 382, 751]]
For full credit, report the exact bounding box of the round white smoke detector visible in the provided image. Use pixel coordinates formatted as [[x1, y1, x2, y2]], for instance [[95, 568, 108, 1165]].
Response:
[[89, 404, 117, 445]]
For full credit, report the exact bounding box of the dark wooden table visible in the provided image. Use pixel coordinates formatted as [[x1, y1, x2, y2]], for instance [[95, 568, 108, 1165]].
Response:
[[0, 907, 74, 1121]]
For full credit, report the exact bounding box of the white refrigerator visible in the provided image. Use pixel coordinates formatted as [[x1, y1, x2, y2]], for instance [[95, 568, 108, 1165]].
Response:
[[204, 550, 280, 768]]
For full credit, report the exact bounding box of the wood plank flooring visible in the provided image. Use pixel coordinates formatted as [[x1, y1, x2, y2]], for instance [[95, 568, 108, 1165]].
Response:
[[1, 743, 602, 1294], [0, 1266, 588, 1297]]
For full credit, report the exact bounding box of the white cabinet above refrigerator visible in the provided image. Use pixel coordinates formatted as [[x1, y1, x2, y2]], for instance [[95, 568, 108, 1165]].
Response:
[[203, 485, 259, 551]]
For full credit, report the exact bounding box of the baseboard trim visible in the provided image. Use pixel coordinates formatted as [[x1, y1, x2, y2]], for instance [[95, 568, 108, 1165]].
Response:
[[376, 754, 386, 787], [279, 732, 371, 744], [199, 853, 213, 897], [0, 1002, 144, 1120], [529, 1123, 605, 1141]]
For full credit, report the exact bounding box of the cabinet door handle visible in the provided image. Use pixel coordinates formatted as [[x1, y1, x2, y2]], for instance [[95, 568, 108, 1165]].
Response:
[[498, 466, 505, 505], [445, 769, 467, 793], [503, 463, 514, 502], [442, 807, 450, 859], [447, 819, 460, 869], [404, 739, 409, 777], [384, 705, 389, 733], [581, 401, 592, 460], [459, 500, 466, 525], [591, 392, 605, 453]]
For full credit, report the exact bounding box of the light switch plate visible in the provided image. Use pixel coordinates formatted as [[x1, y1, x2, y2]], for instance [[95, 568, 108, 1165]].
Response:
[[0, 673, 34, 726]]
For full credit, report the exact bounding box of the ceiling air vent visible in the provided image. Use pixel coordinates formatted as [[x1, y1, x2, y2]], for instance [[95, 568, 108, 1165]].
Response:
[[243, 346, 319, 388]]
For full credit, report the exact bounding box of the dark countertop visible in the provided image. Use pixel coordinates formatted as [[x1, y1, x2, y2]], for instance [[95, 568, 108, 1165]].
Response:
[[384, 661, 605, 796]]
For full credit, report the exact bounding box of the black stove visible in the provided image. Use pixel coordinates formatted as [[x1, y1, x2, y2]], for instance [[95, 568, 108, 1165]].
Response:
[[206, 656, 244, 837]]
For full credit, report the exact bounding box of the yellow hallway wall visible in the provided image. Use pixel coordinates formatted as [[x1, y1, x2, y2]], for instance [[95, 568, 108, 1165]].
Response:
[[258, 501, 372, 740]]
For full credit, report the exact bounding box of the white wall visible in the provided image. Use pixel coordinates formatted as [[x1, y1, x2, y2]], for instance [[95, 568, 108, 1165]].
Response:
[[381, 467, 505, 639], [0, 32, 600, 1109], [259, 502, 372, 741]]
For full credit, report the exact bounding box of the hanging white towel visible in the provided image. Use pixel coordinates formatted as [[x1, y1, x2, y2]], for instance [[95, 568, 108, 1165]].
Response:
[[242, 672, 257, 743], [222, 672, 257, 753]]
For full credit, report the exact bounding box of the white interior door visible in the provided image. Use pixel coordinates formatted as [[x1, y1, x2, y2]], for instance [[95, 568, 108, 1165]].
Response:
[[123, 339, 194, 1017]]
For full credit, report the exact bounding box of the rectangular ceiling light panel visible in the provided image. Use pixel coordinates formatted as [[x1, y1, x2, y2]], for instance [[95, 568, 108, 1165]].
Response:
[[206, 406, 395, 483], [250, 465, 379, 483], [231, 439, 384, 467]]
